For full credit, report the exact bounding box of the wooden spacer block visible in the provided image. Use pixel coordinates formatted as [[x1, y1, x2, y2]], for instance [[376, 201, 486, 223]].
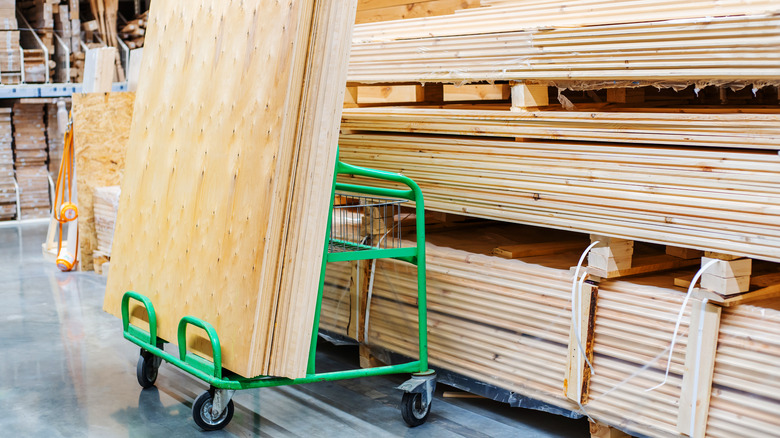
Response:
[[703, 251, 742, 261], [590, 422, 632, 438], [443, 83, 510, 101], [588, 252, 632, 272], [701, 274, 750, 295], [344, 86, 358, 107], [666, 246, 704, 260], [606, 88, 645, 104], [510, 82, 548, 110], [701, 257, 752, 279]]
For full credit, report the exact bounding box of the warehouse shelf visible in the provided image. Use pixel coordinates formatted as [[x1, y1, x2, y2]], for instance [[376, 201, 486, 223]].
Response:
[[0, 82, 128, 99]]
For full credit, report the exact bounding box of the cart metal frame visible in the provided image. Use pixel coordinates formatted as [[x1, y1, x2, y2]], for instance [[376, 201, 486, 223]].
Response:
[[121, 152, 435, 430]]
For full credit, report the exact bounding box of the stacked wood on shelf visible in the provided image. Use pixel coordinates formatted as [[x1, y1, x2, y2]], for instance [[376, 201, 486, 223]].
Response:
[[320, 220, 780, 437], [103, 0, 358, 379], [325, 1, 780, 437], [339, 110, 780, 263], [349, 0, 780, 85], [118, 11, 146, 49], [12, 102, 50, 218], [0, 108, 15, 219], [19, 0, 56, 83], [0, 0, 20, 85], [45, 101, 64, 174], [53, 3, 75, 83], [92, 185, 118, 274]]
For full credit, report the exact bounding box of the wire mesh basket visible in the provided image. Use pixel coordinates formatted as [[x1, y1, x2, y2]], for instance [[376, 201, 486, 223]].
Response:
[[329, 192, 407, 253]]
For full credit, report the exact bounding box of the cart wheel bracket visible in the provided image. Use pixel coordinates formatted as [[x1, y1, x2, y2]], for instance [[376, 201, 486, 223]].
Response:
[[398, 371, 437, 412], [211, 388, 236, 419]]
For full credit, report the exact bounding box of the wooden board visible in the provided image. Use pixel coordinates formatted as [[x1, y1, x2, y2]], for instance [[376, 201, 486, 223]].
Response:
[[73, 92, 135, 271], [104, 0, 357, 379]]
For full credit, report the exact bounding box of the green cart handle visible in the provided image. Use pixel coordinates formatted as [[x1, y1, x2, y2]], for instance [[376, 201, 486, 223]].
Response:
[[177, 316, 222, 379], [121, 291, 158, 346]]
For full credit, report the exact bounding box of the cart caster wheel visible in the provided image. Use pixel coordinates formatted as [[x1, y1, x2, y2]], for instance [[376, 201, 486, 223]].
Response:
[[401, 392, 431, 427], [192, 390, 234, 431], [136, 351, 161, 389]]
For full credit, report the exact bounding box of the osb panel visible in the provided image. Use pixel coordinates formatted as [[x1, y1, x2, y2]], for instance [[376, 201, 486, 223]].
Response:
[[73, 92, 135, 271]]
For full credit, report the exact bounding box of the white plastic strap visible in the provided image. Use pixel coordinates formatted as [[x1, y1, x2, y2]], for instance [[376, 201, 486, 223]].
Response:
[[646, 258, 718, 392]]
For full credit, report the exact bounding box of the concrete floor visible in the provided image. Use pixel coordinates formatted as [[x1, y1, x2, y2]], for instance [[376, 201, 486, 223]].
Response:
[[0, 222, 589, 437]]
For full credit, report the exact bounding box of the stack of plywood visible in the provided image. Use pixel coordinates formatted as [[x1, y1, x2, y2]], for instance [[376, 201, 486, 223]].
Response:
[[0, 0, 21, 85], [92, 185, 119, 273], [13, 102, 50, 219], [103, 0, 358, 380], [0, 108, 15, 220]]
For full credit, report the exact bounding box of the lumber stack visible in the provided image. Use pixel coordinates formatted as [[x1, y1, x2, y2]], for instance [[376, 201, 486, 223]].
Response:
[[13, 102, 50, 219], [0, 0, 20, 85], [46, 102, 64, 174], [321, 222, 780, 437], [92, 185, 119, 273], [0, 108, 15, 220], [118, 11, 146, 50], [706, 304, 780, 437], [348, 2, 780, 87], [338, 126, 780, 263], [104, 0, 358, 379], [20, 0, 56, 81]]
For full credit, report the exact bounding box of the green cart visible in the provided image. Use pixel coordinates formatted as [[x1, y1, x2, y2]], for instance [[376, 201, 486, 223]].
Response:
[[120, 153, 434, 430]]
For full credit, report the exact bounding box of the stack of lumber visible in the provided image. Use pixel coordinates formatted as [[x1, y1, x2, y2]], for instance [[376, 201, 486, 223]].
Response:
[[354, 0, 481, 24], [338, 129, 780, 263], [0, 108, 15, 220], [46, 102, 64, 174], [348, 1, 780, 86], [53, 4, 74, 83], [320, 222, 780, 437], [118, 11, 146, 49], [104, 0, 358, 379], [13, 102, 50, 218], [86, 0, 124, 81], [72, 92, 134, 271], [0, 0, 21, 85], [22, 49, 48, 83], [20, 0, 56, 64], [92, 185, 119, 272], [584, 275, 692, 438], [706, 304, 780, 437]]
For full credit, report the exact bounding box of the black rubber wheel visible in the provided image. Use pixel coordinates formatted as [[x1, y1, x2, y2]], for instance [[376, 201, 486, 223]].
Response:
[[192, 390, 234, 431], [136, 351, 160, 389], [401, 392, 431, 427]]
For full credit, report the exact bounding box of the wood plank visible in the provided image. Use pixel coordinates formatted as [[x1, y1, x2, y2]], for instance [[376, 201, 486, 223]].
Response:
[[493, 239, 588, 259], [104, 0, 357, 379]]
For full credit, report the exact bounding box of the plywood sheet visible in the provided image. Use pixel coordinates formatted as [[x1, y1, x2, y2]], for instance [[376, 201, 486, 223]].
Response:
[[73, 92, 134, 271], [104, 0, 356, 379]]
